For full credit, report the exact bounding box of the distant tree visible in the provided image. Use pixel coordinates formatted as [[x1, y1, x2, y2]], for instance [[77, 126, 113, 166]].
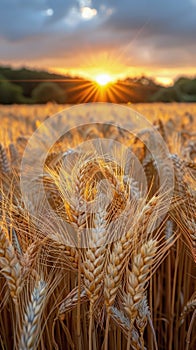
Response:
[[175, 77, 196, 95], [32, 82, 67, 104], [150, 86, 182, 102], [0, 74, 24, 104], [0, 66, 72, 98]]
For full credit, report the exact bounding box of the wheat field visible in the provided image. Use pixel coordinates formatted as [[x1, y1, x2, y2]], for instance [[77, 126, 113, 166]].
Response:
[[0, 103, 195, 350]]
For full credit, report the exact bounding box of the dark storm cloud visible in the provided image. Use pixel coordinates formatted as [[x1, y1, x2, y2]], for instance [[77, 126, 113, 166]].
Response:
[[97, 0, 196, 31], [0, 0, 196, 69]]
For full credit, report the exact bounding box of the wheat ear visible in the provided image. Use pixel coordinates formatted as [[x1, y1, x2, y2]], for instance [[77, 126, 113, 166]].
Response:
[[0, 228, 22, 304], [179, 293, 196, 325], [170, 153, 196, 261], [124, 239, 157, 350], [58, 287, 87, 320], [111, 306, 144, 349], [20, 241, 41, 278], [45, 237, 79, 271], [11, 227, 23, 256], [104, 195, 160, 310], [103, 196, 159, 350], [83, 207, 107, 350], [135, 296, 150, 349], [0, 144, 10, 173], [19, 279, 47, 350], [9, 143, 19, 166]]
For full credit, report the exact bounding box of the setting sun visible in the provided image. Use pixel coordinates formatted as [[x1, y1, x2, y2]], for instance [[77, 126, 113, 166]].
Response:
[[95, 74, 112, 86]]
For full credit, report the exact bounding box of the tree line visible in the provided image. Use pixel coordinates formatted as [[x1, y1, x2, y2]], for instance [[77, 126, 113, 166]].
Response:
[[0, 66, 196, 104]]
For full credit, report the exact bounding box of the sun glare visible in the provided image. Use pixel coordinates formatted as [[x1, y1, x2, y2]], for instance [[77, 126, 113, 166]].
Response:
[[95, 74, 112, 86]]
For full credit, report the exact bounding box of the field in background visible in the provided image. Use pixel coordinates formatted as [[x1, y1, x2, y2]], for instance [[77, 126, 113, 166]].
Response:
[[0, 103, 196, 144], [0, 103, 195, 350]]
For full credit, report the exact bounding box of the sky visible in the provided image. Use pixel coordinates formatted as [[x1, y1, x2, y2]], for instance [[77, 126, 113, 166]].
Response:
[[0, 0, 196, 85]]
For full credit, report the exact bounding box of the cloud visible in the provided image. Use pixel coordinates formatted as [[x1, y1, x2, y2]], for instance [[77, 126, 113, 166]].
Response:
[[0, 0, 196, 75]]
